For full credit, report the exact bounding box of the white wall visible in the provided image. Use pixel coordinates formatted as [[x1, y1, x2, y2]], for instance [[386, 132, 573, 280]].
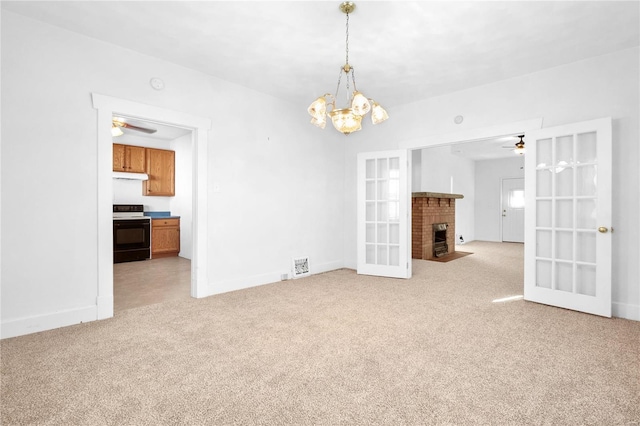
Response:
[[170, 134, 193, 260], [413, 146, 476, 243], [1, 12, 345, 337], [474, 157, 525, 242], [343, 47, 640, 320]]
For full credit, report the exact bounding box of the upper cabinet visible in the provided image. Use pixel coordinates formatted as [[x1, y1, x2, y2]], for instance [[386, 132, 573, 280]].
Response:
[[144, 148, 175, 196], [112, 144, 146, 173]]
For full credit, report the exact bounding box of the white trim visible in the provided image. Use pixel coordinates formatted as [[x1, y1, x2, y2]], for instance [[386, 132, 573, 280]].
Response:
[[208, 260, 344, 296], [399, 118, 544, 150], [1, 306, 97, 339], [91, 93, 211, 320], [612, 302, 640, 321]]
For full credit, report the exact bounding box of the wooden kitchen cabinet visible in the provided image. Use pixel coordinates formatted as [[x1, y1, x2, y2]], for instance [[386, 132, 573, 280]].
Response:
[[144, 148, 175, 196], [152, 218, 180, 258], [112, 144, 146, 173]]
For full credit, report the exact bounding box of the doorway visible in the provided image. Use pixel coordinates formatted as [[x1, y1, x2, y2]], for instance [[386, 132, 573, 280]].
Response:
[[93, 93, 211, 320], [112, 115, 194, 312]]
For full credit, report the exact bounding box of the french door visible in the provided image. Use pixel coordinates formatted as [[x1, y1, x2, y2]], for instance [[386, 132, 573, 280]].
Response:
[[357, 150, 411, 279], [524, 117, 612, 317]]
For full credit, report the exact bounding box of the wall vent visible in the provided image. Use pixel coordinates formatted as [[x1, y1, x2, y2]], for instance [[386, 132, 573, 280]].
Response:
[[292, 256, 310, 279]]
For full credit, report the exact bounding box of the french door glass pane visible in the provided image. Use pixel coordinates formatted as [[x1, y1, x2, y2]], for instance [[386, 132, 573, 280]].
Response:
[[537, 200, 552, 227], [556, 135, 574, 164], [537, 230, 552, 258], [536, 260, 552, 289], [576, 232, 596, 263], [377, 180, 389, 200], [576, 132, 597, 163], [377, 202, 388, 221], [366, 181, 375, 200], [389, 224, 400, 244], [366, 159, 375, 179], [366, 224, 375, 243], [556, 262, 573, 292], [577, 165, 597, 196], [377, 159, 388, 179], [537, 170, 552, 197], [576, 264, 596, 296], [377, 245, 387, 265], [366, 244, 375, 264], [388, 202, 400, 221], [555, 231, 573, 261], [576, 199, 597, 229], [556, 168, 573, 197], [377, 223, 388, 243], [556, 200, 573, 228], [389, 246, 400, 266], [366, 202, 375, 221], [537, 138, 553, 166]]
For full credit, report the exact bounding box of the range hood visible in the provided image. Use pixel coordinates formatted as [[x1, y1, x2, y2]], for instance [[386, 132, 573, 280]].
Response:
[[113, 171, 149, 180]]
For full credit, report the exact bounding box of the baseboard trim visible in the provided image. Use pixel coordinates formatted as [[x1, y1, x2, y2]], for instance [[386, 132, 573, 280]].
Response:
[[1, 306, 97, 339], [206, 260, 344, 297], [612, 301, 640, 321]]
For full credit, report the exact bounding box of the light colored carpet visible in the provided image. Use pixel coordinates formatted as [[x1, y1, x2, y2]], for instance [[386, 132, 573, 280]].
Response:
[[2, 242, 639, 425]]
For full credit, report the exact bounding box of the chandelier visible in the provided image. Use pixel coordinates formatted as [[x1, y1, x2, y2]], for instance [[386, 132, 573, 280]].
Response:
[[307, 2, 388, 135]]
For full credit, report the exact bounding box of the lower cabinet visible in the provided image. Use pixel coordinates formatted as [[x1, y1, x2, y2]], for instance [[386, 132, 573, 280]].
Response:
[[151, 218, 180, 258]]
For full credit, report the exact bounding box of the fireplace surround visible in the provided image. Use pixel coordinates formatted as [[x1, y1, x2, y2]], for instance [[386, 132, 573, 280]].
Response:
[[412, 192, 463, 260]]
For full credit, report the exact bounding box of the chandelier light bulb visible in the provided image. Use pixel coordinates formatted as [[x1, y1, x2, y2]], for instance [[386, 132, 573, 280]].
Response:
[[351, 91, 371, 116], [310, 116, 327, 129], [329, 108, 362, 135], [308, 97, 327, 120], [370, 102, 389, 125]]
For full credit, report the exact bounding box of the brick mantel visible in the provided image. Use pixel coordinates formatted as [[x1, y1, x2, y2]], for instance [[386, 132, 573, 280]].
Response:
[[412, 192, 464, 260]]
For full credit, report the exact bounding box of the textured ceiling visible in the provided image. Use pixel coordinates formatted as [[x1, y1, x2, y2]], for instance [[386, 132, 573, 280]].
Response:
[[3, 1, 639, 156], [4, 1, 639, 109]]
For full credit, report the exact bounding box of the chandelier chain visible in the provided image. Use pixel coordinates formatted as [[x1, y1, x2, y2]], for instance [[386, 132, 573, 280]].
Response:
[[335, 67, 343, 101], [345, 11, 350, 65]]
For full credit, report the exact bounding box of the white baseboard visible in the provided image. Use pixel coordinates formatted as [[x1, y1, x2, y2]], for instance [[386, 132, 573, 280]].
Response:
[[206, 260, 344, 297], [612, 301, 640, 321], [1, 305, 97, 339]]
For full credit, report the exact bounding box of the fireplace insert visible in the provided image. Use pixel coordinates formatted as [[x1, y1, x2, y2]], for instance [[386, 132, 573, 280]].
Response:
[[433, 223, 448, 258]]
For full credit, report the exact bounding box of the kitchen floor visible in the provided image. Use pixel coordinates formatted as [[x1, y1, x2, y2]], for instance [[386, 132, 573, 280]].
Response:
[[114, 257, 191, 313]]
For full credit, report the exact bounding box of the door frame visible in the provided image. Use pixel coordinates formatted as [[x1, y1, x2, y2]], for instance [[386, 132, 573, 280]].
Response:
[[92, 93, 211, 320]]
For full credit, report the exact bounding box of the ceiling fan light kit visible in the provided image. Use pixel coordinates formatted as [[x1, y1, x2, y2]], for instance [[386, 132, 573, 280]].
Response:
[[502, 135, 526, 155], [513, 135, 526, 155], [111, 118, 158, 137], [307, 2, 388, 135]]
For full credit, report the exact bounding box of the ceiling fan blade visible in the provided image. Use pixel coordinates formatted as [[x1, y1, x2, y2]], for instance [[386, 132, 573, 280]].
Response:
[[121, 123, 157, 134]]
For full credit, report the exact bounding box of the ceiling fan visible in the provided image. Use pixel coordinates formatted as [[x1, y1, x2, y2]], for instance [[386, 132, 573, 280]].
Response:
[[502, 135, 526, 155], [112, 118, 157, 137]]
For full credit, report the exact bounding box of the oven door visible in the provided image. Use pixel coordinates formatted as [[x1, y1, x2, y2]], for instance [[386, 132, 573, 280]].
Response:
[[113, 219, 151, 263]]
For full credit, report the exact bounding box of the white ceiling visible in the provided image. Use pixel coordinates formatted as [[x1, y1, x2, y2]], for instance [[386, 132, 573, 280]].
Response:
[[4, 1, 639, 153]]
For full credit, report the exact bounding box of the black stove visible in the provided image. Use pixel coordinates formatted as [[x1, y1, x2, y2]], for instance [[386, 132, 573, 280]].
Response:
[[113, 205, 151, 263]]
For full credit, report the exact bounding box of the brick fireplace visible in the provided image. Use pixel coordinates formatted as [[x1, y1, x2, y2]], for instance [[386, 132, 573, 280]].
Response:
[[412, 192, 464, 260]]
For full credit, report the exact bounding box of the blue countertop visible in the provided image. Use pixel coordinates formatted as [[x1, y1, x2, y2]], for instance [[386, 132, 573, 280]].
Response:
[[145, 211, 180, 219]]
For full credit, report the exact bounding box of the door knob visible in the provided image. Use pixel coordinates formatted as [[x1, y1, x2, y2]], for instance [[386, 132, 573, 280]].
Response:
[[598, 227, 609, 233]]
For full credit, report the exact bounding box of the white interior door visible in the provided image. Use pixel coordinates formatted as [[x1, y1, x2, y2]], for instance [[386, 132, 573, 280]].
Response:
[[357, 150, 411, 279], [524, 117, 612, 317], [502, 178, 525, 243]]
